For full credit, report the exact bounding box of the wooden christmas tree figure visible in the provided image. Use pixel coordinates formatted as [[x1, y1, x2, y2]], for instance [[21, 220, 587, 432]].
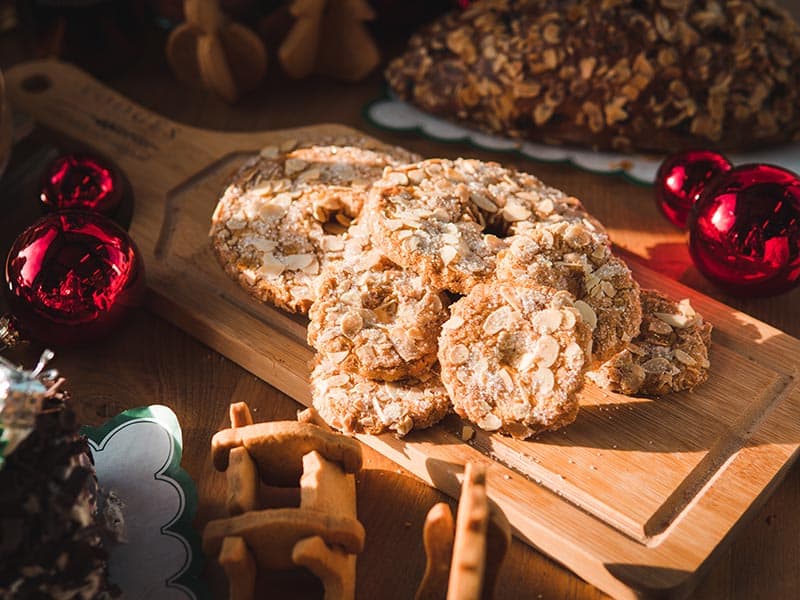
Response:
[[279, 0, 380, 81]]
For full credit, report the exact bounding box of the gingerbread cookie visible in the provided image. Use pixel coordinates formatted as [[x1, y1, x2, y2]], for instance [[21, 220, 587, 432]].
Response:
[[365, 158, 606, 294], [438, 282, 593, 439], [211, 137, 419, 313], [308, 249, 450, 381], [495, 220, 641, 362], [588, 290, 712, 396], [310, 355, 451, 437]]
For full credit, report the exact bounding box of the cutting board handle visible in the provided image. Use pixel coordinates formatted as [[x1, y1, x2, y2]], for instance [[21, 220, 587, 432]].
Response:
[[3, 60, 223, 192]]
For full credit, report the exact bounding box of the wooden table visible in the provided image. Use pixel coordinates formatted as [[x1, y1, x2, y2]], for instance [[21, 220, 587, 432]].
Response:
[[1, 27, 798, 600]]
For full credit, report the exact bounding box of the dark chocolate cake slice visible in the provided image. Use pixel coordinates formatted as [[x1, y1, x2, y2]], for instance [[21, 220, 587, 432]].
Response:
[[0, 354, 120, 599]]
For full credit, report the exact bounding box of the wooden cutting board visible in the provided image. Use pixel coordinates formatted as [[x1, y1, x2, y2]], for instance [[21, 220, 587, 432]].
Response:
[[6, 60, 800, 600]]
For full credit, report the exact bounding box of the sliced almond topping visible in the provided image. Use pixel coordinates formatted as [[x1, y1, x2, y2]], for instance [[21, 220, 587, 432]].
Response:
[[484, 234, 506, 252], [515, 190, 539, 202], [321, 236, 345, 252], [241, 268, 257, 285], [442, 232, 460, 245], [592, 245, 609, 261], [407, 169, 425, 184], [404, 236, 420, 251], [642, 357, 672, 374], [477, 412, 502, 432], [440, 244, 459, 266], [384, 218, 405, 231], [395, 415, 414, 437], [227, 218, 247, 232], [564, 224, 592, 246], [648, 319, 673, 335], [448, 344, 470, 365], [390, 329, 419, 362], [654, 312, 692, 329], [247, 238, 277, 253], [532, 228, 554, 249], [627, 343, 645, 355], [537, 198, 555, 214], [498, 367, 515, 392], [258, 255, 285, 277], [312, 204, 328, 222], [328, 350, 350, 364], [297, 167, 321, 183], [285, 158, 307, 175], [534, 308, 563, 333], [500, 288, 523, 312], [272, 178, 291, 192], [574, 300, 597, 330], [326, 374, 351, 390], [673, 349, 697, 366], [384, 171, 409, 186], [483, 306, 513, 335], [503, 203, 532, 222], [678, 298, 696, 317], [444, 315, 465, 330], [600, 281, 618, 297], [340, 289, 361, 305], [400, 218, 422, 230], [533, 368, 555, 395], [563, 342, 584, 363], [518, 352, 537, 371], [534, 335, 560, 368], [340, 311, 364, 337], [471, 193, 499, 213], [282, 253, 315, 270], [561, 308, 577, 329], [259, 205, 286, 220], [301, 257, 320, 275], [273, 191, 294, 206]]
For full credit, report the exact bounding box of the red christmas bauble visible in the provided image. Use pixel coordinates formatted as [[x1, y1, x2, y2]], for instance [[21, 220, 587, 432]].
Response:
[[655, 150, 732, 229], [4, 211, 145, 345], [40, 153, 122, 216], [689, 164, 800, 296]]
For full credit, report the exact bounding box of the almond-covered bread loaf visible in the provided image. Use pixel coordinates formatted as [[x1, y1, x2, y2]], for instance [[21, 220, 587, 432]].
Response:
[[386, 0, 800, 153]]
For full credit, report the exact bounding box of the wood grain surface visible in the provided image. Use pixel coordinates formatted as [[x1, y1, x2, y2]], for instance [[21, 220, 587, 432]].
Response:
[[1, 28, 799, 600]]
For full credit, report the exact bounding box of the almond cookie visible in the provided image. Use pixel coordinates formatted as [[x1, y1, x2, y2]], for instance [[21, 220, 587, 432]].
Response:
[[588, 290, 712, 396], [386, 0, 800, 153], [308, 248, 450, 381], [495, 221, 641, 362], [365, 158, 606, 294], [210, 137, 420, 313], [310, 355, 451, 437], [438, 282, 593, 439]]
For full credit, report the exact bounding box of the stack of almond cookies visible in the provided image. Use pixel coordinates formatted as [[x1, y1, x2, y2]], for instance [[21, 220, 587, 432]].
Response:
[[211, 138, 712, 440]]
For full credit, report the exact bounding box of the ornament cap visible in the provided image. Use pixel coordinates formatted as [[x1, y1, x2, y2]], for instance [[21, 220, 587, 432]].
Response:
[[0, 315, 21, 350]]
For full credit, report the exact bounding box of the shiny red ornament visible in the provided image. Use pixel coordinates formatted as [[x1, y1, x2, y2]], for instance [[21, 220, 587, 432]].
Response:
[[655, 150, 732, 229], [4, 211, 145, 345], [689, 164, 800, 296], [40, 153, 122, 216]]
